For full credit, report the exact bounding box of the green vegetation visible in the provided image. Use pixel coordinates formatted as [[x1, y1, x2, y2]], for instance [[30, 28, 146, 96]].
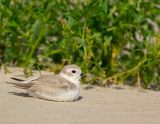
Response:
[[0, 0, 160, 90]]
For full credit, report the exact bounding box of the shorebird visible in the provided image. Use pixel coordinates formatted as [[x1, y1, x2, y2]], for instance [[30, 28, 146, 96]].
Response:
[[8, 64, 83, 102]]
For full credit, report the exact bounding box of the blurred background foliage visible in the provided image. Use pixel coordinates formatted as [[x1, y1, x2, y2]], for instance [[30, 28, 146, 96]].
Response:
[[0, 0, 160, 90]]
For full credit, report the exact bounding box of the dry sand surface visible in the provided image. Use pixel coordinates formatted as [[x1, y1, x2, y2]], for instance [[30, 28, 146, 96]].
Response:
[[0, 67, 160, 124]]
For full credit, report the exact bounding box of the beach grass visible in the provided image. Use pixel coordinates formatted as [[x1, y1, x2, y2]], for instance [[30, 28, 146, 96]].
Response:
[[0, 0, 160, 90]]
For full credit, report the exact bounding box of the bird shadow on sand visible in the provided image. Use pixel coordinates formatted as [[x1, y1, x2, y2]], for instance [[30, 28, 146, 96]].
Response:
[[77, 96, 83, 101], [8, 92, 30, 97], [8, 92, 83, 101]]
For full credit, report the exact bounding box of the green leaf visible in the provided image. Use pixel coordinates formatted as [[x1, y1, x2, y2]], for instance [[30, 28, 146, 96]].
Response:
[[99, 0, 108, 13]]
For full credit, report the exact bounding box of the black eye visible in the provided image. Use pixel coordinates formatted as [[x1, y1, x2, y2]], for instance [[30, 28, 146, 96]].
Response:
[[72, 70, 76, 73]]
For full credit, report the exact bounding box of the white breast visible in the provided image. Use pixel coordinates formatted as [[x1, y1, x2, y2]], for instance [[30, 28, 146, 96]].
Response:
[[32, 90, 80, 102]]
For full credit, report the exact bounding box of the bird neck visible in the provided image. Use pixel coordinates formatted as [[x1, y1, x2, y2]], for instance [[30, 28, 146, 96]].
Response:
[[59, 73, 80, 86]]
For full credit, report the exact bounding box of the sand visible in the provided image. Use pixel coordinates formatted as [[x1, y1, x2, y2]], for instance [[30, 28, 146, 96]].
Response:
[[0, 67, 160, 124]]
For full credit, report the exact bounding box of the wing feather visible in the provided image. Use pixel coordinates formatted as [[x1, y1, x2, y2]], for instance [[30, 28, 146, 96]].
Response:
[[27, 75, 76, 95]]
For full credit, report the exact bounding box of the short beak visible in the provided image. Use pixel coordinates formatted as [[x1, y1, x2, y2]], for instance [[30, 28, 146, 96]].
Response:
[[80, 73, 86, 78]]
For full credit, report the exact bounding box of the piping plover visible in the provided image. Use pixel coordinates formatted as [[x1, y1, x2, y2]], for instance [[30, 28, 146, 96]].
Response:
[[9, 64, 83, 102]]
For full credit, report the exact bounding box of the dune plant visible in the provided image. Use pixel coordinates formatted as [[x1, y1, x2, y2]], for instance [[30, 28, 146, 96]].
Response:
[[0, 0, 160, 90]]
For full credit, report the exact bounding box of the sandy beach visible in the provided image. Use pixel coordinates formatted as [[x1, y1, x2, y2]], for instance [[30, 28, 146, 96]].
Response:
[[0, 67, 160, 124]]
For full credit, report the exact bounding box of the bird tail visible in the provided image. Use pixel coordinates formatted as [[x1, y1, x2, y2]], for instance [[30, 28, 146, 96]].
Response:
[[11, 77, 25, 81], [7, 81, 34, 89], [6, 77, 37, 89]]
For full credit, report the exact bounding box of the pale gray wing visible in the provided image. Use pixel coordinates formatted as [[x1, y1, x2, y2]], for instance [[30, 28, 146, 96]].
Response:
[[27, 75, 76, 95]]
